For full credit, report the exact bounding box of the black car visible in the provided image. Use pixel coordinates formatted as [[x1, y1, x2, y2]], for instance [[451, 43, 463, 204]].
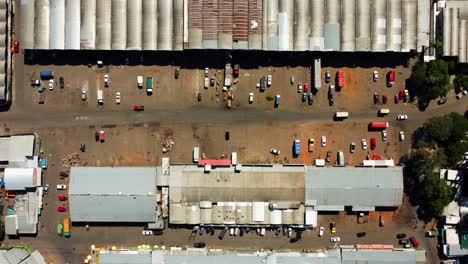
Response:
[[308, 93, 313, 105], [218, 227, 228, 240], [95, 131, 99, 141], [302, 93, 307, 102], [357, 232, 366, 237], [373, 92, 379, 104], [194, 242, 206, 248], [175, 68, 180, 79], [59, 77, 64, 88], [225, 131, 230, 141], [329, 95, 334, 106], [396, 233, 406, 239], [80, 144, 86, 152], [382, 95, 387, 104], [210, 77, 215, 86]]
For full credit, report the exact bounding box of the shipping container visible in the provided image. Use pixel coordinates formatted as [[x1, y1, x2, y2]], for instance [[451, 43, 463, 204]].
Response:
[[294, 139, 301, 155], [369, 122, 389, 129], [314, 58, 321, 90], [337, 71, 344, 88]]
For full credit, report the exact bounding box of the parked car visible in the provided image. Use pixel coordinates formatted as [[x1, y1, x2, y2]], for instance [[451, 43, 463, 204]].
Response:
[[326, 151, 332, 162], [233, 64, 240, 77], [31, 79, 40, 86], [57, 206, 67, 212], [382, 95, 387, 104], [204, 67, 209, 77], [370, 137, 376, 150], [44, 184, 49, 194], [249, 93, 254, 103], [308, 93, 313, 105], [104, 74, 109, 87], [357, 232, 366, 238], [175, 67, 180, 79], [49, 79, 54, 90], [142, 230, 153, 236], [57, 184, 67, 190], [382, 130, 387, 141], [394, 93, 399, 103], [198, 93, 202, 102], [399, 90, 405, 100], [399, 239, 409, 245], [409, 237, 419, 248], [330, 222, 336, 234], [399, 131, 405, 141], [319, 226, 324, 237], [267, 75, 272, 86], [297, 83, 303, 93], [99, 130, 105, 142], [58, 195, 68, 201], [361, 139, 367, 150], [40, 158, 47, 169], [115, 92, 121, 104], [194, 242, 206, 248], [456, 92, 464, 99], [438, 96, 447, 105], [59, 77, 64, 88], [225, 131, 230, 141], [133, 105, 144, 111], [330, 237, 340, 243], [325, 71, 331, 83], [302, 92, 307, 102], [304, 83, 309, 93], [12, 40, 19, 53], [321, 136, 327, 147], [271, 149, 280, 155], [81, 90, 87, 100], [396, 233, 407, 239], [350, 142, 356, 153], [397, 114, 408, 120], [373, 92, 378, 104], [329, 94, 334, 106], [373, 71, 379, 82], [210, 77, 215, 86]]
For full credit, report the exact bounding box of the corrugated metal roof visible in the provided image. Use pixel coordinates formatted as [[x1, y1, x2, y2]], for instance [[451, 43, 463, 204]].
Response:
[[305, 167, 403, 209], [69, 166, 156, 222], [98, 250, 151, 264], [4, 168, 36, 190], [324, 24, 340, 51], [341, 250, 418, 264], [69, 167, 156, 195]]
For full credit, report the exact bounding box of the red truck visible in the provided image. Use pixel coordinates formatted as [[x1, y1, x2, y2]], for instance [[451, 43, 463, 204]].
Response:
[[387, 71, 395, 87], [369, 122, 389, 130], [337, 71, 344, 89]]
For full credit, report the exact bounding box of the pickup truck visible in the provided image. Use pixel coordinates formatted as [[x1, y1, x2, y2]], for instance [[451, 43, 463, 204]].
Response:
[[308, 138, 315, 152], [38, 91, 45, 104]]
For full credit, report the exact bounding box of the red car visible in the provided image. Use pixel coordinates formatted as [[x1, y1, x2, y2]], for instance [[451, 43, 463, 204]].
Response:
[[58, 195, 68, 201], [12, 41, 19, 53], [304, 83, 309, 93], [394, 93, 399, 103], [399, 90, 405, 100], [409, 237, 419, 248], [57, 206, 67, 212], [370, 137, 376, 150], [133, 105, 144, 111], [99, 130, 105, 142]]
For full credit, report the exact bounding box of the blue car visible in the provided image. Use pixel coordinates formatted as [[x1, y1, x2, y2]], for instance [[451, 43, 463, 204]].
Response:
[[40, 158, 47, 169]]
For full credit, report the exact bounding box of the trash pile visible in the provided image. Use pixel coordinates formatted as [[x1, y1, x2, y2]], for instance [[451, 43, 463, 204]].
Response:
[[62, 153, 80, 168], [161, 129, 174, 153]]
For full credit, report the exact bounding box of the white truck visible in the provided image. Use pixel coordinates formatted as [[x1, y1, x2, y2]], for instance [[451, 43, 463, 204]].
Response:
[[193, 147, 199, 163], [314, 58, 321, 91], [224, 63, 232, 87], [137, 76, 143, 88], [97, 90, 103, 104]]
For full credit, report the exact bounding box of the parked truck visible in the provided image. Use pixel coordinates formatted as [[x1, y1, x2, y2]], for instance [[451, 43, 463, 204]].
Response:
[[335, 112, 349, 119], [40, 71, 54, 79], [294, 139, 300, 155], [137, 76, 143, 88], [146, 77, 153, 94], [387, 71, 395, 87], [314, 58, 321, 90], [97, 90, 103, 104], [63, 218, 70, 237], [369, 122, 389, 130], [337, 71, 344, 89], [204, 77, 209, 89], [224, 63, 232, 87]]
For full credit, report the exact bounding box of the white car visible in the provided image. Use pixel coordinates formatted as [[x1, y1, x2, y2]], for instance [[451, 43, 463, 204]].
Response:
[[397, 115, 408, 120], [382, 130, 387, 141], [399, 131, 405, 141], [361, 139, 367, 150], [57, 184, 67, 190], [49, 79, 54, 90], [330, 237, 341, 243], [104, 74, 109, 87], [81, 90, 87, 100], [249, 92, 254, 103], [267, 75, 272, 86], [298, 83, 303, 93], [115, 92, 121, 104], [204, 67, 209, 77], [44, 184, 49, 194], [142, 230, 153, 236], [373, 71, 379, 82], [321, 136, 327, 147], [271, 148, 280, 155], [319, 226, 324, 237]]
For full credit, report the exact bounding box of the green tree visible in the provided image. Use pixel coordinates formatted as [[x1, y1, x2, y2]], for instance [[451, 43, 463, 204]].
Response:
[[447, 112, 468, 141], [446, 140, 468, 167], [409, 60, 451, 100], [423, 116, 453, 145], [0, 219, 5, 241], [454, 74, 468, 93], [421, 173, 452, 217]]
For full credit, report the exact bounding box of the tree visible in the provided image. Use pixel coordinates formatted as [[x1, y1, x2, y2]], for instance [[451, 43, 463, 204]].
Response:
[[447, 112, 468, 141], [408, 60, 451, 101], [454, 74, 468, 93], [446, 140, 468, 167], [420, 173, 452, 217], [423, 116, 453, 145], [0, 220, 5, 241]]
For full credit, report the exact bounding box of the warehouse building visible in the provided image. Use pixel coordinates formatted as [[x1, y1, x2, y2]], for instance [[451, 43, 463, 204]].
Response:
[[0, 0, 10, 105], [439, 0, 468, 63], [69, 167, 157, 222], [20, 0, 430, 53]]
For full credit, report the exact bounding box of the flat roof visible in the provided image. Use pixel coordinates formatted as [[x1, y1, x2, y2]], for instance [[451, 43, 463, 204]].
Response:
[[168, 165, 305, 203], [69, 167, 157, 222], [305, 167, 403, 209], [0, 135, 35, 165]]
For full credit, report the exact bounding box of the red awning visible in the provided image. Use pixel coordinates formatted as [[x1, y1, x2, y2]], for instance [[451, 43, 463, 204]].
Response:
[[198, 159, 232, 166]]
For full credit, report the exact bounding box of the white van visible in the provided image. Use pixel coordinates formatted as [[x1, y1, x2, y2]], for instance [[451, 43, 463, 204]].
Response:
[[231, 152, 237, 165], [335, 112, 349, 118], [379, 108, 390, 115]]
